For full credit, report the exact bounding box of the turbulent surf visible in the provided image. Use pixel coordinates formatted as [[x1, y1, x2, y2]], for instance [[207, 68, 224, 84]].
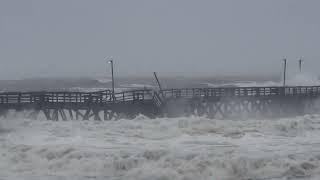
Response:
[[1, 115, 320, 180]]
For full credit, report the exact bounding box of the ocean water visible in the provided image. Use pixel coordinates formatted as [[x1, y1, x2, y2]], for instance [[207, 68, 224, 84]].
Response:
[[0, 73, 320, 179], [1, 114, 320, 180], [1, 72, 319, 92]]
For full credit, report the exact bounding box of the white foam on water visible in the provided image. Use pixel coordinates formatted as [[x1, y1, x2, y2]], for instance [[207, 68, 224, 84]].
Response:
[[68, 87, 128, 93], [287, 73, 320, 86], [96, 78, 112, 84], [206, 72, 320, 87], [1, 114, 320, 180], [205, 81, 280, 87], [119, 84, 155, 89]]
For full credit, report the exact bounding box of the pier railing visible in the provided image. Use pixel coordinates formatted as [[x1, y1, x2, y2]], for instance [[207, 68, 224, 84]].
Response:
[[160, 86, 320, 99], [0, 89, 155, 105], [1, 86, 320, 106], [1, 86, 320, 120]]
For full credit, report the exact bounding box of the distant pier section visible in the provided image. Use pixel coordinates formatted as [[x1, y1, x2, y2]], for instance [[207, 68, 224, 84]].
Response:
[[0, 86, 320, 120]]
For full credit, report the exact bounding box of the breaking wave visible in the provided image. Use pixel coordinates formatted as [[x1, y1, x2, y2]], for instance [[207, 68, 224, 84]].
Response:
[[1, 115, 320, 179], [206, 72, 320, 87]]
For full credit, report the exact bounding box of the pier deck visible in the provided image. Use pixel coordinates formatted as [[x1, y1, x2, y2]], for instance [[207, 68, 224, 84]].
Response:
[[0, 86, 320, 120]]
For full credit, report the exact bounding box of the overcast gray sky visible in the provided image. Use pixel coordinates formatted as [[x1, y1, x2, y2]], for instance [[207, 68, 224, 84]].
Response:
[[0, 0, 320, 79]]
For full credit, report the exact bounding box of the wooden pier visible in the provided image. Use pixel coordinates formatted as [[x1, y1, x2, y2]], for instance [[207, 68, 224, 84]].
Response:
[[0, 86, 320, 120]]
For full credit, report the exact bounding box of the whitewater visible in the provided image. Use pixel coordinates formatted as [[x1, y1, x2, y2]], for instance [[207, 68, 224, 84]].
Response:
[[1, 114, 320, 180], [1, 73, 320, 180]]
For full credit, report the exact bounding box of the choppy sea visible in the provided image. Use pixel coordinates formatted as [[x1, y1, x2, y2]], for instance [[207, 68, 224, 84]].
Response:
[[0, 73, 320, 179]]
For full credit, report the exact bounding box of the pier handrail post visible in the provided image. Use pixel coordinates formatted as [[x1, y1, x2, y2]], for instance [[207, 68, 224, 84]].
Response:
[[18, 93, 21, 104]]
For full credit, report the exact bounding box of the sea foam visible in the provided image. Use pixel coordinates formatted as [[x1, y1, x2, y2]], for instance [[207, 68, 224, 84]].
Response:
[[1, 115, 320, 180]]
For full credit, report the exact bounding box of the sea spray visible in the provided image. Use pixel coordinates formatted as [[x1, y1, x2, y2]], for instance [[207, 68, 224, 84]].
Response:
[[1, 116, 320, 179]]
